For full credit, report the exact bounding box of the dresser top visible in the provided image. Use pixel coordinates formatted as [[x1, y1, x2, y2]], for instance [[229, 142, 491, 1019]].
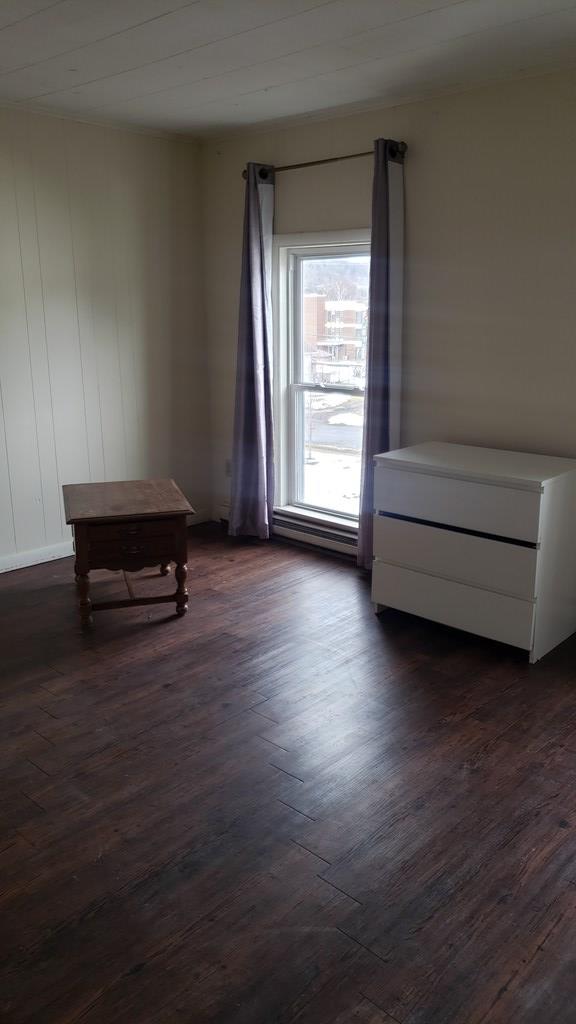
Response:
[[374, 442, 576, 490], [63, 479, 194, 523]]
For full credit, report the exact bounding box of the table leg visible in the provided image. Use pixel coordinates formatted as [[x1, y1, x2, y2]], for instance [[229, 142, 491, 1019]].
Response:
[[75, 562, 93, 627], [175, 562, 188, 616]]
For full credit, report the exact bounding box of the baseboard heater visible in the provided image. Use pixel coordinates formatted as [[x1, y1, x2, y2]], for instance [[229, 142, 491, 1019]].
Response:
[[273, 509, 357, 557]]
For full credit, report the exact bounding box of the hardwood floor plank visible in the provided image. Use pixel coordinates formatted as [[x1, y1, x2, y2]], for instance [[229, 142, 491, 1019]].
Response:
[[289, 978, 399, 1024]]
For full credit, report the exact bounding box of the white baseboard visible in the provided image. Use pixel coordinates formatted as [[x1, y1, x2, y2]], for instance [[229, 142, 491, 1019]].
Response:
[[0, 540, 74, 574], [274, 525, 357, 557], [0, 511, 213, 575], [216, 501, 356, 557]]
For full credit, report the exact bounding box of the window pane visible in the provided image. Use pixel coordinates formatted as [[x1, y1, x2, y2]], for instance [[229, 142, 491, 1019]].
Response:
[[297, 391, 364, 517], [300, 254, 369, 387]]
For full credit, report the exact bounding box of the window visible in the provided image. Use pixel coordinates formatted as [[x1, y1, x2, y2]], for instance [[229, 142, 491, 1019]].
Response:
[[274, 232, 370, 522]]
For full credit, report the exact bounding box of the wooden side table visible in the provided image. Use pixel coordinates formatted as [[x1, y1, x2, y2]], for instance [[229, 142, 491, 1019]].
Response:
[[63, 479, 194, 627]]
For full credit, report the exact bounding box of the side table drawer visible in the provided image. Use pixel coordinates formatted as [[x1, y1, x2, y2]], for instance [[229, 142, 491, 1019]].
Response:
[[86, 518, 178, 542], [87, 537, 176, 568]]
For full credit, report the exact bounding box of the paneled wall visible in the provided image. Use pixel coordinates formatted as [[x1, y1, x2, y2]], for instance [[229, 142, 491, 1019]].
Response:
[[0, 110, 206, 571]]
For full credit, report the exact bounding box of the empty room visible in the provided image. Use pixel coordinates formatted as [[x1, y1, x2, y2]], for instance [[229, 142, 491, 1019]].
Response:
[[2, 1, 576, 1021]]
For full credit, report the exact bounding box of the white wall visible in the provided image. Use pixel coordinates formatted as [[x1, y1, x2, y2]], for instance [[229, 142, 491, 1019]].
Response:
[[0, 110, 209, 571], [200, 69, 576, 517], [4, 67, 576, 565]]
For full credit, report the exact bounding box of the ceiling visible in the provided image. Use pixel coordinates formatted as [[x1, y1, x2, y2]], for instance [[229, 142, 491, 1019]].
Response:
[[1, 0, 576, 135]]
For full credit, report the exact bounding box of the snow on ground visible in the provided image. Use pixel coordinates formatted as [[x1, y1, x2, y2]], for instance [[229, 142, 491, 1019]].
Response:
[[303, 447, 360, 517]]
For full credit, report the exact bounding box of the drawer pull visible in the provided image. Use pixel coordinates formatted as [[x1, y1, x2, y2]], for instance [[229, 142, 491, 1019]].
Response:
[[122, 543, 144, 555]]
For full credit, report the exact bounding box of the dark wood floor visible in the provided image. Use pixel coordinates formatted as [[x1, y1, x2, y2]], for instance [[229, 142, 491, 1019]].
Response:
[[1, 525, 576, 1023]]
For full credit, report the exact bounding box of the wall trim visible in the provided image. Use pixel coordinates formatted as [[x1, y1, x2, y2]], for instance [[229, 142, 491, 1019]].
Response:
[[216, 501, 358, 557], [0, 540, 74, 574], [0, 510, 212, 574], [273, 524, 357, 557]]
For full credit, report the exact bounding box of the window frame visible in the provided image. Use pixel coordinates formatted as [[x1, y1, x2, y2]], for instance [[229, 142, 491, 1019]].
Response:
[[272, 229, 371, 522]]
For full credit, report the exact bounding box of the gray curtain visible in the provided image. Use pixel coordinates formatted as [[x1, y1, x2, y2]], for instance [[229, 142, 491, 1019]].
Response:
[[357, 139, 405, 570], [229, 163, 275, 539]]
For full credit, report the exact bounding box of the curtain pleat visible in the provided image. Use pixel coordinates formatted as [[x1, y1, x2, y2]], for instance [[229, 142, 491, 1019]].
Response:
[[229, 163, 275, 539], [357, 140, 405, 569]]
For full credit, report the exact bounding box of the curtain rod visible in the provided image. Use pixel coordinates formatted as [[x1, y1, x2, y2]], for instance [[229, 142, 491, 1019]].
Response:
[[241, 141, 407, 179]]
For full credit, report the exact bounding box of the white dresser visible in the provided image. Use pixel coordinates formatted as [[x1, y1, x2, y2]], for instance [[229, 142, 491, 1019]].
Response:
[[371, 442, 576, 662]]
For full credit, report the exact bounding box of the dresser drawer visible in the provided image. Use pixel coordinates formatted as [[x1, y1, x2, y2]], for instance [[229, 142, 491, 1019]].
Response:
[[372, 561, 535, 650], [373, 466, 541, 543], [373, 515, 538, 600], [86, 517, 178, 543]]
